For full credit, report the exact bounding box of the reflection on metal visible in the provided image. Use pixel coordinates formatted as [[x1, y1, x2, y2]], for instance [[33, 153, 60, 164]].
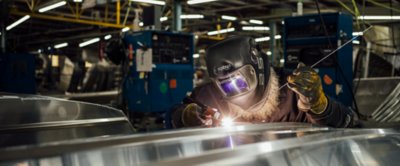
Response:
[[0, 93, 135, 149], [354, 77, 400, 115], [372, 82, 400, 122], [2, 123, 400, 166], [47, 90, 118, 104]]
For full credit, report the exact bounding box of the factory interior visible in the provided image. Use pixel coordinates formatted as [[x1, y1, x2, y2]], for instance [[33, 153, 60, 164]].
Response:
[[2, 0, 400, 165]]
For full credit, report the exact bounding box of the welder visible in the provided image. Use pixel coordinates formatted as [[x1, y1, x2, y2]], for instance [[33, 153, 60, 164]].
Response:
[[167, 36, 351, 128]]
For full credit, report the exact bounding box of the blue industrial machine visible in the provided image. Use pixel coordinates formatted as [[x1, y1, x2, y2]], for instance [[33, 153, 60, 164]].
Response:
[[0, 53, 35, 94], [122, 30, 194, 113], [284, 12, 353, 106]]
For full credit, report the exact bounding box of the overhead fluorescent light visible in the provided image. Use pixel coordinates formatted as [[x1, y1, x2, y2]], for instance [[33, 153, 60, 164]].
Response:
[[282, 21, 284, 25], [357, 16, 400, 20], [242, 26, 269, 31], [249, 19, 263, 24], [195, 35, 198, 39], [73, 0, 82, 2], [181, 14, 204, 19], [256, 37, 269, 42], [39, 1, 66, 13], [6, 15, 30, 30], [353, 32, 363, 36], [104, 35, 112, 40], [255, 35, 281, 42], [54, 42, 68, 49], [207, 28, 235, 35], [122, 27, 130, 32], [267, 51, 271, 55], [79, 38, 100, 47], [353, 40, 360, 44], [193, 54, 200, 58], [130, 0, 165, 5], [139, 22, 143, 26], [222, 15, 237, 21], [160, 17, 168, 21], [280, 59, 284, 63], [188, 0, 217, 5]]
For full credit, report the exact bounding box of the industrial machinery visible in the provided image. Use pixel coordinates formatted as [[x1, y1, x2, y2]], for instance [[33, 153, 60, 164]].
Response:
[[284, 12, 353, 106], [121, 30, 194, 129], [0, 53, 35, 94]]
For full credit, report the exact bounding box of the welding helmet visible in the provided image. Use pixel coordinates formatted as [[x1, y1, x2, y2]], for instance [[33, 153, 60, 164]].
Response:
[[205, 36, 270, 110]]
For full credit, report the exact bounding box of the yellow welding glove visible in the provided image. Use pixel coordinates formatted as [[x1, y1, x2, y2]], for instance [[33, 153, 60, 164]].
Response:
[[287, 62, 328, 114], [182, 103, 212, 127]]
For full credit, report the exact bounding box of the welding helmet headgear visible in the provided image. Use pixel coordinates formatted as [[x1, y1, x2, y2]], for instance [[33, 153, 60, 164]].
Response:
[[205, 36, 271, 110]]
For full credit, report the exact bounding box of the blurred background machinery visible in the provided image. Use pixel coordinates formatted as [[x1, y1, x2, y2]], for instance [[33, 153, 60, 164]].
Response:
[[120, 30, 194, 131], [284, 12, 353, 107]]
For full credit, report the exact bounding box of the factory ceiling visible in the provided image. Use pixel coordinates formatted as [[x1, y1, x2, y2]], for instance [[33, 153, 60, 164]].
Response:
[[1, 0, 400, 56]]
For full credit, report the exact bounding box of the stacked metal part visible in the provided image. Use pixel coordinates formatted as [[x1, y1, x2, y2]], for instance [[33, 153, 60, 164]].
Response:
[[372, 82, 400, 122], [0, 93, 135, 148], [2, 122, 400, 165]]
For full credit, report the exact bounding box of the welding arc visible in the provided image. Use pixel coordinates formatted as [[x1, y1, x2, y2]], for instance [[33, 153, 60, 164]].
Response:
[[232, 26, 373, 121]]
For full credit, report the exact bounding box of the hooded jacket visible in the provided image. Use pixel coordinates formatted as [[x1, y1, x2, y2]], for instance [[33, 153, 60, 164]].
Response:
[[168, 67, 351, 128]]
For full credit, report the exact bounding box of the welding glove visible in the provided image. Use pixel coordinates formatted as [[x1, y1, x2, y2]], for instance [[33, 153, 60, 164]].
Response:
[[287, 62, 328, 114], [182, 103, 212, 127]]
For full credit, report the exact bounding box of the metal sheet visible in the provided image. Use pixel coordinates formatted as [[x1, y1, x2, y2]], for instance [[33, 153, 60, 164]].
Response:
[[1, 123, 400, 166], [0, 93, 134, 148], [354, 77, 400, 115]]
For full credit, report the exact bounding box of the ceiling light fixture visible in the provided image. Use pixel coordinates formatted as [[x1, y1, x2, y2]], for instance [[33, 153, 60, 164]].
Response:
[[357, 16, 400, 20], [180, 14, 204, 19], [242, 26, 269, 31], [39, 1, 67, 13], [160, 17, 168, 21], [104, 35, 112, 40], [79, 38, 100, 47], [353, 32, 363, 36], [6, 15, 30, 31], [249, 19, 263, 24], [122, 27, 130, 32], [54, 42, 68, 49], [193, 54, 200, 58], [255, 35, 281, 42], [130, 0, 165, 5], [207, 28, 235, 35], [188, 0, 217, 5], [222, 15, 237, 21]]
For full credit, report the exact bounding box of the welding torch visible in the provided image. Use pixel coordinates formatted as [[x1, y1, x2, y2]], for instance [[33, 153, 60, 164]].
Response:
[[183, 96, 224, 125]]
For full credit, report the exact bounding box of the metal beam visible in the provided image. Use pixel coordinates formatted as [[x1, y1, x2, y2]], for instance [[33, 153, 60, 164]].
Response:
[[174, 1, 182, 31], [10, 10, 131, 28], [117, 1, 120, 24], [197, 35, 224, 40]]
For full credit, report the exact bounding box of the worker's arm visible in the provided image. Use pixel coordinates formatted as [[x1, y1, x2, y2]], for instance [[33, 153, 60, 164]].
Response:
[[306, 95, 351, 127], [287, 62, 351, 128], [167, 86, 209, 129]]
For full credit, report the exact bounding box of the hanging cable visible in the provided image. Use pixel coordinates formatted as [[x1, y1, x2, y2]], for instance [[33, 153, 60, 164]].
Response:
[[315, 0, 361, 119]]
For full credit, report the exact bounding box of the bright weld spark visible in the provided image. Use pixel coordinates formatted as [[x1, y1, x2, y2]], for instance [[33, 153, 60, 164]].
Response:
[[231, 26, 373, 121], [222, 118, 233, 126]]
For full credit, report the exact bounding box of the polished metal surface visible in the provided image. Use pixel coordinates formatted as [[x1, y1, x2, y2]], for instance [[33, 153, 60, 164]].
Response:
[[354, 77, 400, 115], [371, 81, 400, 122], [0, 93, 135, 148], [47, 90, 118, 105], [1, 123, 400, 166]]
